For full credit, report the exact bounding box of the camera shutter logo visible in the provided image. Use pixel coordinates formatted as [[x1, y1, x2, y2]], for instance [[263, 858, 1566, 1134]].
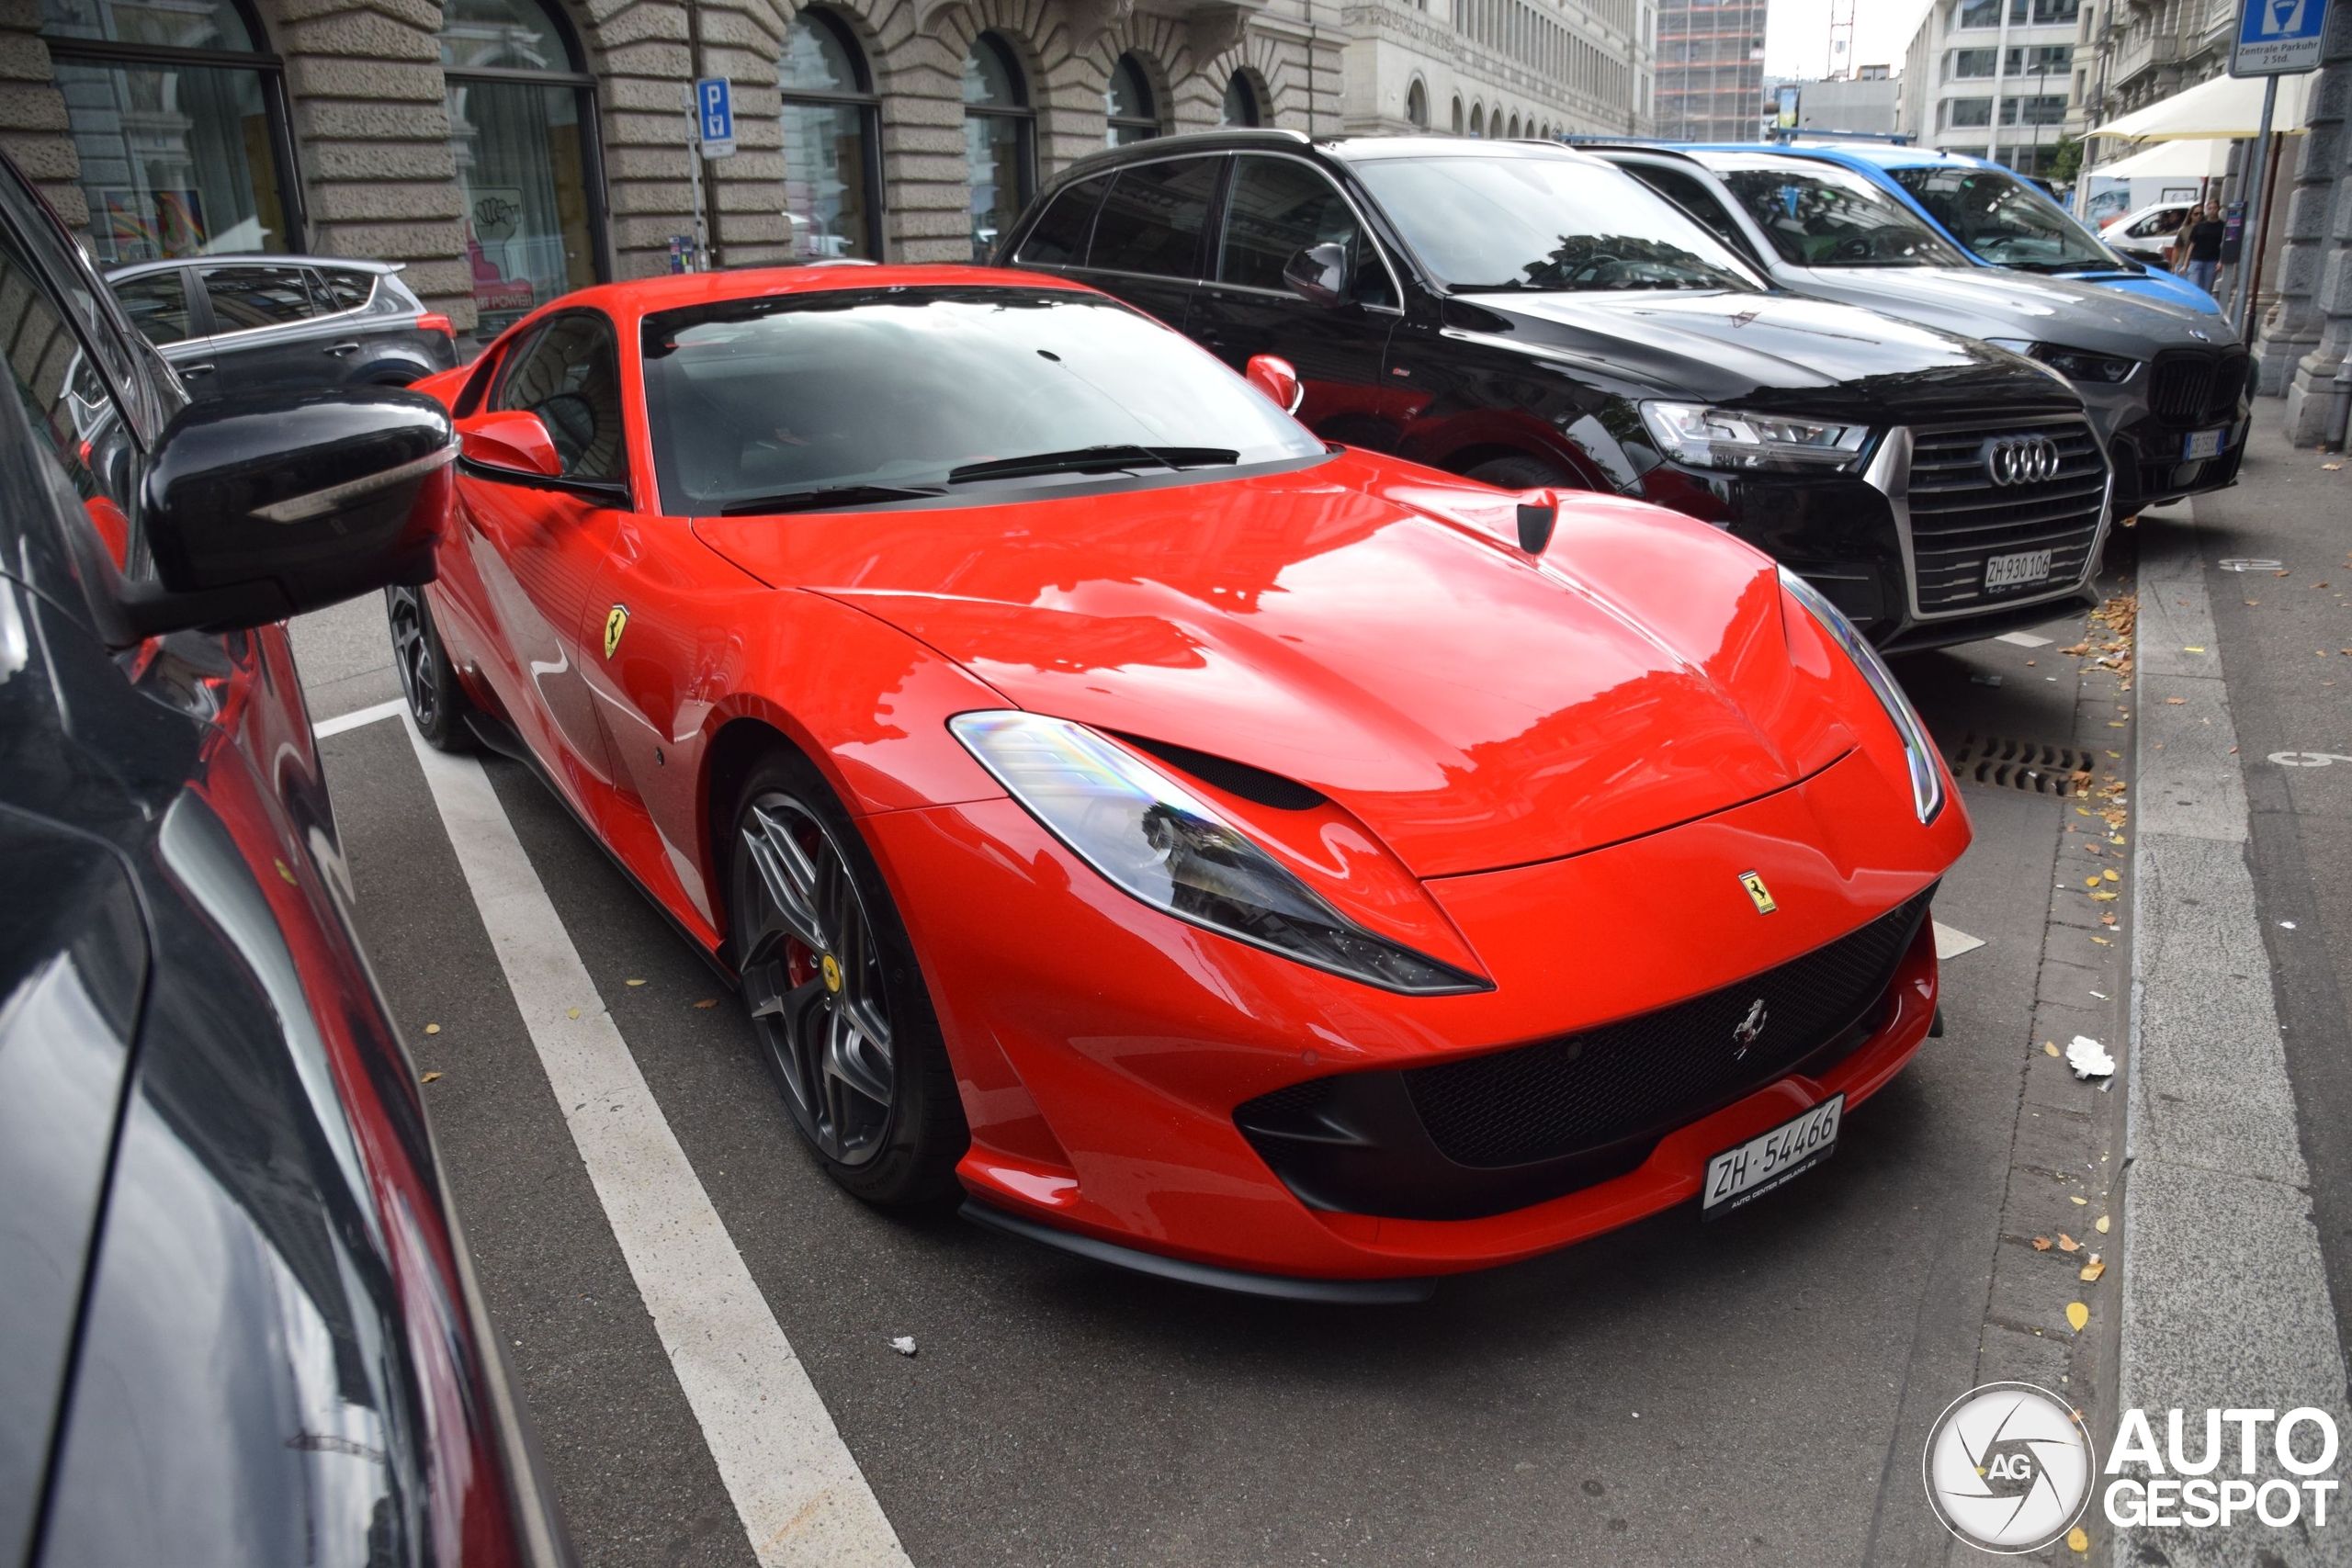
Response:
[[1983, 435, 2061, 488], [1923, 1382, 2096, 1552]]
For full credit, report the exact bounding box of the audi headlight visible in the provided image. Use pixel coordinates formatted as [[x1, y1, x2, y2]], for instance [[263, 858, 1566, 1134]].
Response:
[[950, 712, 1488, 995], [1985, 338, 2140, 386], [1640, 402, 1871, 473], [1778, 569, 1945, 824]]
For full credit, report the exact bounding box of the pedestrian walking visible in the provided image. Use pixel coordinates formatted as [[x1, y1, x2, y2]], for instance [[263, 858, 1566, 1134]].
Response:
[[2177, 200, 2226, 299]]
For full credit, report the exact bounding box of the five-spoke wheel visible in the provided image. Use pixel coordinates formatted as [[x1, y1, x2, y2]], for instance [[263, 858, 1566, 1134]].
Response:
[[385, 585, 474, 751]]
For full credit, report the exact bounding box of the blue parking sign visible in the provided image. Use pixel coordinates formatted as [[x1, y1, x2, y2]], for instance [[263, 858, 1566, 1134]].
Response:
[[695, 76, 736, 156], [2233, 0, 2330, 75]]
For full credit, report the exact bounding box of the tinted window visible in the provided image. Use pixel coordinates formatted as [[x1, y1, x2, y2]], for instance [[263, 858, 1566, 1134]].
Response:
[[492, 312, 627, 482], [313, 268, 377, 311], [1218, 156, 1395, 308], [639, 287, 1322, 515], [1624, 164, 1753, 257], [1709, 161, 1969, 268], [1352, 153, 1757, 293], [0, 218, 139, 561], [203, 265, 317, 331], [1015, 175, 1109, 265], [1889, 165, 2117, 270], [113, 270, 196, 345], [1087, 158, 1218, 277]]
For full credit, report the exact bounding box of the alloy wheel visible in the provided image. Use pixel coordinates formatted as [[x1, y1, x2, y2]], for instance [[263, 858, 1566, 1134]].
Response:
[[735, 792, 896, 1165], [387, 586, 438, 732]]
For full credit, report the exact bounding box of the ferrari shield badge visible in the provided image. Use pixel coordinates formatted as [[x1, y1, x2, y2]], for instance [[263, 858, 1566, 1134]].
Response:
[[603, 604, 628, 660], [1739, 871, 1777, 915]]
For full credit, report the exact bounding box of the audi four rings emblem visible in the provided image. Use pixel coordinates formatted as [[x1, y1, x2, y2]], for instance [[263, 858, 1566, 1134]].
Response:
[[1983, 434, 2061, 487]]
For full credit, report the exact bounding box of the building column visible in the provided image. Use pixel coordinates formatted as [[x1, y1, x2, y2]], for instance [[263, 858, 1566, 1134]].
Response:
[[2278, 4, 2352, 440], [581, 0, 699, 280]]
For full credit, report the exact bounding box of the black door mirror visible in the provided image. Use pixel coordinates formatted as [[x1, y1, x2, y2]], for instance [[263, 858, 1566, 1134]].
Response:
[[107, 388, 454, 642], [1282, 243, 1350, 308]]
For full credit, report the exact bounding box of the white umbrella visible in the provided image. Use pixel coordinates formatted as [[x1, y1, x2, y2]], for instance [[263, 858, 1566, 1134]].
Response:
[[2090, 139, 2235, 178], [2086, 70, 2312, 139]]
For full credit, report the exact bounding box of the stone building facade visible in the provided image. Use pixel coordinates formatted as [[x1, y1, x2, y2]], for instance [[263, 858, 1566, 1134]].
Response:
[[1898, 0, 2083, 175], [0, 0, 1645, 343]]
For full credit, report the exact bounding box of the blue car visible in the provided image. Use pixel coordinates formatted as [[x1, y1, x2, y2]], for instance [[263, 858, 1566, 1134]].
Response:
[[1690, 141, 2223, 319]]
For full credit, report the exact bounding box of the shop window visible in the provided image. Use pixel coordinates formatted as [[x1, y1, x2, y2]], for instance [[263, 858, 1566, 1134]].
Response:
[[1221, 72, 1260, 127], [41, 0, 299, 264], [1106, 53, 1159, 145], [781, 10, 880, 259], [965, 34, 1034, 262], [442, 0, 606, 338]]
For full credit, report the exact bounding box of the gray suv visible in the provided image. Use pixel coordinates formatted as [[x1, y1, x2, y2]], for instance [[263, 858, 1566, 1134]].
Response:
[[1597, 146, 2247, 514], [106, 255, 459, 400]]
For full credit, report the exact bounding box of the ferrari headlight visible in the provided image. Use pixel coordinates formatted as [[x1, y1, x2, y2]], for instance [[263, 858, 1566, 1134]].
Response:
[[1779, 569, 1945, 824], [1985, 338, 2140, 385], [950, 711, 1487, 995], [1640, 402, 1870, 472]]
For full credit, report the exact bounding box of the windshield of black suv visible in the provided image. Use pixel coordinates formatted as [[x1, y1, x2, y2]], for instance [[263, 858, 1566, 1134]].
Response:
[[1888, 164, 2124, 271], [640, 286, 1324, 515], [1708, 158, 1971, 268], [1350, 153, 1761, 293]]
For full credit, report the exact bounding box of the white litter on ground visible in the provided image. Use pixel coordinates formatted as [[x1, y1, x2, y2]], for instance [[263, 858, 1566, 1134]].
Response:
[[1996, 630, 2056, 649], [889, 1337, 918, 1358], [1933, 921, 1986, 960], [2065, 1035, 2116, 1080]]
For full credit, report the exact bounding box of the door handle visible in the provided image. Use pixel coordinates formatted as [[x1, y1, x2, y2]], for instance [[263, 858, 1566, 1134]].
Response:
[[325, 342, 360, 355], [179, 363, 215, 378]]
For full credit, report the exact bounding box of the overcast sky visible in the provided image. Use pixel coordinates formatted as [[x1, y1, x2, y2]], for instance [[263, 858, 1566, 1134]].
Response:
[[1765, 0, 1933, 80]]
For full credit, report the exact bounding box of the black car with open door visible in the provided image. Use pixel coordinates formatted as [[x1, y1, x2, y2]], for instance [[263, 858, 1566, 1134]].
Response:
[[992, 130, 2113, 652], [0, 148, 568, 1568]]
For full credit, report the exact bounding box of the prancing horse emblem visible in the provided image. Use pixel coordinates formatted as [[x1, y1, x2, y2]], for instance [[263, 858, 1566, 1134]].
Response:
[[604, 604, 628, 660], [1740, 870, 1777, 914], [1733, 998, 1769, 1058]]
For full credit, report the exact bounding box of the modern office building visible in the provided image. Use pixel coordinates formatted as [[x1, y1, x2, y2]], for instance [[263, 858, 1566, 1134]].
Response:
[[1768, 63, 1899, 135], [1899, 0, 2082, 174], [1654, 0, 1766, 139]]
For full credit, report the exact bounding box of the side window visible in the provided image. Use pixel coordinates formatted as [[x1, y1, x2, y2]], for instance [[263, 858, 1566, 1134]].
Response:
[[1014, 175, 1109, 265], [492, 312, 626, 484], [1628, 164, 1754, 259], [0, 218, 139, 562], [113, 270, 198, 346], [202, 265, 319, 332], [1219, 156, 1396, 309], [312, 268, 376, 313], [1086, 158, 1220, 278]]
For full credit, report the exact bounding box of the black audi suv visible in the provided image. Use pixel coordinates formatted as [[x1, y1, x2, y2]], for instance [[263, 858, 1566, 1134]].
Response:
[[993, 130, 2114, 651]]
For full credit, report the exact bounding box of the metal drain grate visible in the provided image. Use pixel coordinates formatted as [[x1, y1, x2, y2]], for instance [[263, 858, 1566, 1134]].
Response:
[[1944, 734, 2098, 796]]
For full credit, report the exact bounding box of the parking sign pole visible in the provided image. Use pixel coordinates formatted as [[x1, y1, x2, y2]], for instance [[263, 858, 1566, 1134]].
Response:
[[2227, 0, 2332, 335], [2235, 75, 2278, 335], [684, 82, 709, 272]]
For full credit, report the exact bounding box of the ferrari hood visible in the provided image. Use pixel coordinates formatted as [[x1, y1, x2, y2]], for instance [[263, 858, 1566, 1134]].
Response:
[[694, 458, 1849, 879]]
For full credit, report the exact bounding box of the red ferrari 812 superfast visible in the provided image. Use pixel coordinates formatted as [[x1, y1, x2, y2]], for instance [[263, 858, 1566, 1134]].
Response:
[[395, 265, 1969, 1301]]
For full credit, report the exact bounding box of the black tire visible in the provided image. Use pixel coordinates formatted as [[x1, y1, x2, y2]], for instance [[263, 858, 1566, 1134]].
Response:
[[727, 748, 967, 1206], [1465, 454, 1572, 491], [386, 584, 477, 752]]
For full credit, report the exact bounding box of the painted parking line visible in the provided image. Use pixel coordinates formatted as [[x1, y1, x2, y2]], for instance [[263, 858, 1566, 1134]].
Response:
[[314, 695, 408, 738], [392, 716, 911, 1568], [1933, 921, 1986, 961]]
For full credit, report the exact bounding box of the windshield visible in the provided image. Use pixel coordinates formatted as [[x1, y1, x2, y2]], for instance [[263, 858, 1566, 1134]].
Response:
[[639, 287, 1324, 514], [1350, 154, 1759, 293], [1889, 165, 2122, 271], [1711, 161, 1970, 268]]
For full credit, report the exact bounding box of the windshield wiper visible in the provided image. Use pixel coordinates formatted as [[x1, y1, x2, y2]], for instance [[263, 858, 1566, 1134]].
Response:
[[718, 482, 947, 516], [946, 444, 1239, 484]]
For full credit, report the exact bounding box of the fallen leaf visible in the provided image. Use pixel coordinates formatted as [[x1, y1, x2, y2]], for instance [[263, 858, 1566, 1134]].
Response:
[[626, 978, 647, 987], [2066, 1302, 2089, 1331], [2084, 875, 2102, 888], [2081, 1259, 2107, 1282], [2044, 1042, 2062, 1057], [2096, 1215, 2110, 1234], [2101, 915, 2118, 927], [694, 998, 718, 1009], [2325, 462, 2343, 471], [421, 1071, 443, 1084], [2182, 645, 2207, 653], [2277, 570, 2293, 577], [2070, 1525, 2090, 1552], [2092, 935, 2112, 944], [567, 1008, 581, 1020], [424, 1023, 441, 1035], [2104, 870, 2119, 883], [2058, 1234, 2080, 1252], [2165, 696, 2187, 705], [2092, 891, 2119, 901], [2033, 1235, 2053, 1251], [2072, 1196, 2089, 1205]]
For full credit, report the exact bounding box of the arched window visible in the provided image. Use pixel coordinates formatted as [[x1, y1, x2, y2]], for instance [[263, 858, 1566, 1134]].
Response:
[[1507, 111, 1521, 138], [965, 34, 1033, 262], [781, 10, 880, 259], [1469, 103, 1485, 137], [41, 0, 298, 262], [442, 0, 605, 336], [1220, 72, 1260, 127], [1106, 53, 1158, 144], [1406, 79, 1428, 128], [1451, 95, 1464, 134]]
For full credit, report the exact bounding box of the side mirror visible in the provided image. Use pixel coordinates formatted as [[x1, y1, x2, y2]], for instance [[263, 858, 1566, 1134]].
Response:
[[1282, 243, 1350, 308], [457, 408, 562, 478], [108, 389, 454, 641], [1245, 354, 1305, 416]]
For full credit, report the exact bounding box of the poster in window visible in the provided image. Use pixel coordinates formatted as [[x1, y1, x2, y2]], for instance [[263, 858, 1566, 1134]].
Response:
[[101, 189, 206, 264], [465, 186, 539, 314]]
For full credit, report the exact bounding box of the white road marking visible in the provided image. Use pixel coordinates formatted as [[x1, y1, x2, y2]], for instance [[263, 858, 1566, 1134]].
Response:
[[314, 696, 408, 738], [1932, 920, 1985, 960], [1994, 630, 2054, 649], [397, 717, 912, 1568]]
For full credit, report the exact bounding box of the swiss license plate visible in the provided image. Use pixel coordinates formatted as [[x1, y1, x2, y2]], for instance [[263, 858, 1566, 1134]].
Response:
[[1702, 1094, 1844, 1218], [2183, 427, 2226, 461], [1984, 548, 2054, 592]]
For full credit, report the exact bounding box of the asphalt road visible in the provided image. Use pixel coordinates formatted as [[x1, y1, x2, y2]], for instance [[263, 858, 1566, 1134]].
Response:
[[288, 567, 2135, 1567]]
